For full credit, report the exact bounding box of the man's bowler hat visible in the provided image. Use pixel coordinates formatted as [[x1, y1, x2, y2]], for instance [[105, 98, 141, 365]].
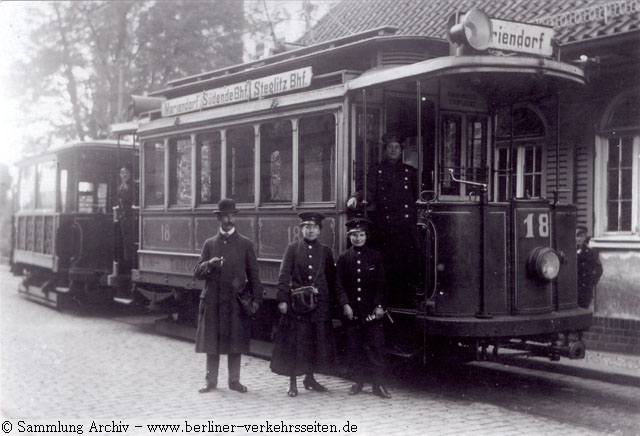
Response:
[[576, 225, 588, 236], [298, 212, 326, 227], [215, 198, 238, 215]]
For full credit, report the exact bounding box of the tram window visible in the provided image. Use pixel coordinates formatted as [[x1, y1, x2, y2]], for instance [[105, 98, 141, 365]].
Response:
[[440, 114, 461, 196], [196, 131, 221, 205], [78, 181, 94, 213], [169, 137, 192, 206], [96, 183, 108, 212], [386, 95, 417, 146], [59, 169, 68, 213], [523, 145, 543, 198], [226, 126, 255, 203], [19, 165, 36, 210], [36, 161, 57, 210], [494, 105, 547, 201], [495, 146, 513, 201], [354, 106, 381, 194], [144, 141, 165, 206], [299, 114, 335, 202], [465, 117, 487, 184], [260, 120, 292, 204]]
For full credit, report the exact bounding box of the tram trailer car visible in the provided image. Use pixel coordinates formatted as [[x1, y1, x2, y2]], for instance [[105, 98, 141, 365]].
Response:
[[11, 140, 138, 308], [127, 12, 589, 361]]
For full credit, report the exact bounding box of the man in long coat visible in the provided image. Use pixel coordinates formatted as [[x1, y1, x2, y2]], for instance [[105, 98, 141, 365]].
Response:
[[194, 198, 263, 393], [576, 226, 603, 309], [336, 217, 391, 399]]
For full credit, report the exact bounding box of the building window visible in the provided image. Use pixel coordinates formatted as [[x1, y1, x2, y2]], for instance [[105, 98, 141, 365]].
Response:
[[607, 137, 634, 232], [595, 90, 640, 239], [299, 114, 335, 203], [144, 141, 165, 206]]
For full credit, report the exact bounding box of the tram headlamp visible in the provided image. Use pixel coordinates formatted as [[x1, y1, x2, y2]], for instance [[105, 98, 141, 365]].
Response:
[[448, 9, 493, 51], [527, 247, 560, 281]]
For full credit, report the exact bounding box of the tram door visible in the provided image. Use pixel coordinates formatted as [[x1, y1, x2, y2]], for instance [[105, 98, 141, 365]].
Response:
[[350, 87, 437, 314], [350, 88, 437, 200]]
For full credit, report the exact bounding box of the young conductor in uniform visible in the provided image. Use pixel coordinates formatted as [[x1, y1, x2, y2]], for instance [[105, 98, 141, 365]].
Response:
[[346, 133, 419, 308], [336, 217, 391, 399], [193, 198, 263, 393]]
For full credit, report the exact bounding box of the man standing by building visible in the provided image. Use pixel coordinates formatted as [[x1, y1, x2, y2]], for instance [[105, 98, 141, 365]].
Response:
[[576, 225, 603, 309], [336, 217, 391, 399], [194, 198, 263, 393]]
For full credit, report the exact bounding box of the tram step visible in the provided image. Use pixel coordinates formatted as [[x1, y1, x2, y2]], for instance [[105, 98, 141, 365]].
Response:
[[18, 284, 60, 308]]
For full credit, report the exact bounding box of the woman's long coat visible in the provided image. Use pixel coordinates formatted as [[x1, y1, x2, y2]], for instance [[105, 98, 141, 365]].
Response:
[[194, 231, 263, 355], [270, 238, 337, 376], [276, 239, 336, 323]]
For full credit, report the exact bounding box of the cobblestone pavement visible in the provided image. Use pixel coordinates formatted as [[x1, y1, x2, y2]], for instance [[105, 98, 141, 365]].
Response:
[[0, 267, 635, 436]]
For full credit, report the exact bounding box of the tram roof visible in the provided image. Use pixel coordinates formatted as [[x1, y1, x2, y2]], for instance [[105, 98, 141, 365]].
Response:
[[346, 55, 586, 91], [149, 29, 445, 99], [17, 140, 135, 166], [138, 54, 585, 135]]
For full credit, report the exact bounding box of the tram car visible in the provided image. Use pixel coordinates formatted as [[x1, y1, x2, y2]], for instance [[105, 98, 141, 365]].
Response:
[[11, 138, 138, 308], [124, 10, 591, 362]]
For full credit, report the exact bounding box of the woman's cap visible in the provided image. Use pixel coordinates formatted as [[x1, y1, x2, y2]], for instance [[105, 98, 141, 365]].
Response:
[[298, 212, 326, 227]]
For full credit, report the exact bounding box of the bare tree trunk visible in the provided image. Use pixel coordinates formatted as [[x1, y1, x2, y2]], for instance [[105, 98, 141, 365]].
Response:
[[53, 3, 85, 141]]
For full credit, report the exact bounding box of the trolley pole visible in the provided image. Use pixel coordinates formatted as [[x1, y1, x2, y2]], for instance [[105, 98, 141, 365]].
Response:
[[362, 88, 368, 219]]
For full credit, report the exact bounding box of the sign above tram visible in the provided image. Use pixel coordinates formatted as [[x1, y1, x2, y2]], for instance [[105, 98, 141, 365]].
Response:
[[161, 66, 313, 117], [489, 18, 554, 57], [449, 10, 555, 57]]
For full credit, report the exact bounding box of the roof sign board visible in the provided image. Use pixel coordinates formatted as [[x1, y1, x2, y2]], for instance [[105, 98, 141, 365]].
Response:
[[489, 19, 554, 57], [161, 66, 313, 117]]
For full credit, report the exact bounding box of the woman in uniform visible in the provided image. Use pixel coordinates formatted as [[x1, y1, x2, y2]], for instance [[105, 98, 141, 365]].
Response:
[[270, 212, 337, 397]]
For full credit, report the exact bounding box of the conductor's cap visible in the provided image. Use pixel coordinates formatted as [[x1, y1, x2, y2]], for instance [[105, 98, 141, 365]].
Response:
[[346, 217, 372, 234], [298, 212, 326, 227]]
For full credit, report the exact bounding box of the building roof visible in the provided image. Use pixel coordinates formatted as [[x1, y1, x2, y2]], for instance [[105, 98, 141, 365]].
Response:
[[298, 0, 640, 46]]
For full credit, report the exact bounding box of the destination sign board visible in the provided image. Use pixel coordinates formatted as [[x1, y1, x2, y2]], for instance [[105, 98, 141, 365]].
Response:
[[161, 67, 313, 117], [440, 79, 487, 113], [489, 19, 554, 57]]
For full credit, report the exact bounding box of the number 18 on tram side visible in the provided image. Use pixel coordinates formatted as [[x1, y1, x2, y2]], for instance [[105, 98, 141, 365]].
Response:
[[133, 10, 590, 362]]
